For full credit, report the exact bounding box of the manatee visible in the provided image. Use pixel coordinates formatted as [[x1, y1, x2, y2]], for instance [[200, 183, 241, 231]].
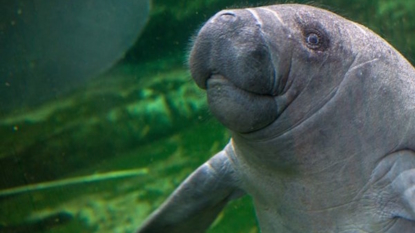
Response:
[[137, 4, 415, 233]]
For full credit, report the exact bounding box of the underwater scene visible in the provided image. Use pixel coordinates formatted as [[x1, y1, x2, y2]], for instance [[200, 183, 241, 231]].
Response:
[[1, 0, 415, 232]]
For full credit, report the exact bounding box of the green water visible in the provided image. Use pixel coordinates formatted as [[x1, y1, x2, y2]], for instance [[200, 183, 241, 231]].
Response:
[[1, 0, 415, 232]]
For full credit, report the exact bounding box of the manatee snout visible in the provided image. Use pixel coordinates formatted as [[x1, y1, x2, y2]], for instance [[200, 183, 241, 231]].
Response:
[[190, 9, 281, 133], [190, 10, 275, 94]]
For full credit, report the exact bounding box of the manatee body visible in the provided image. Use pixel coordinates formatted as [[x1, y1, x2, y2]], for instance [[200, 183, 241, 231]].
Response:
[[137, 4, 415, 233]]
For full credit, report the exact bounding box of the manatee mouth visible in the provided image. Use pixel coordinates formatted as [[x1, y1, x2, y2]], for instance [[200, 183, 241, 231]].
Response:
[[205, 74, 279, 133], [189, 9, 284, 133]]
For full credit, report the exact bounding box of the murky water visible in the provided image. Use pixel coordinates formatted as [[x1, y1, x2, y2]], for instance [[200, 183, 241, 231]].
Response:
[[1, 0, 415, 232]]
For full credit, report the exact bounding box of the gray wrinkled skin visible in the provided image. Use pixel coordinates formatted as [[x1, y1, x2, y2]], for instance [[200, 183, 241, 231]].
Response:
[[137, 4, 415, 233]]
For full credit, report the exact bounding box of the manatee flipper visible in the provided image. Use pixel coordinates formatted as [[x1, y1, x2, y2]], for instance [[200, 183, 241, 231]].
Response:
[[371, 150, 415, 226], [137, 148, 244, 233]]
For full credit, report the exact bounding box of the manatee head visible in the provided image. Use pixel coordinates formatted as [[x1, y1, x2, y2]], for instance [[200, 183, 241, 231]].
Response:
[[189, 4, 361, 135]]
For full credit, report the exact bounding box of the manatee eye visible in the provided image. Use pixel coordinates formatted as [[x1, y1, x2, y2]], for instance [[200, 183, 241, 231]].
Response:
[[305, 31, 322, 49], [302, 25, 330, 51], [307, 33, 320, 45]]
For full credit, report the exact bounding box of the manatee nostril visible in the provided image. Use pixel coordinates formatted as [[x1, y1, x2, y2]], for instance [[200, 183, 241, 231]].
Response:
[[218, 11, 237, 22], [221, 12, 235, 16]]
